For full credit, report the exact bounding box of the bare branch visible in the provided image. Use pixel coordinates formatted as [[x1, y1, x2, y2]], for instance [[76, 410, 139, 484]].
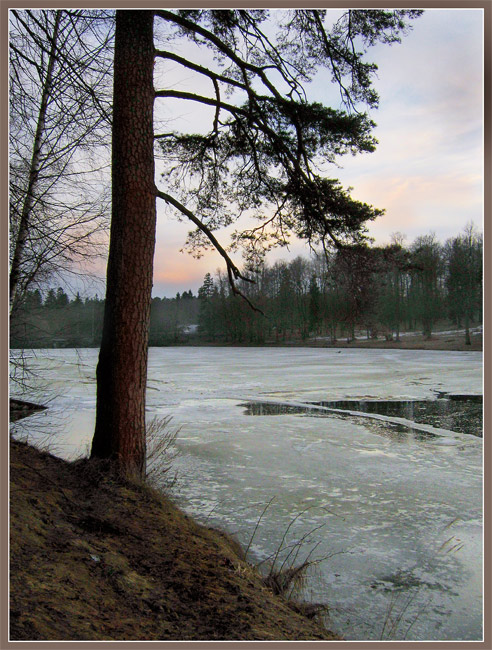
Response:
[[154, 49, 247, 93], [155, 187, 264, 314]]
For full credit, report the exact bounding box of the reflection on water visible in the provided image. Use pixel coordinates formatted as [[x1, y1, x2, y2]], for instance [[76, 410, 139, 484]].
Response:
[[242, 395, 482, 438]]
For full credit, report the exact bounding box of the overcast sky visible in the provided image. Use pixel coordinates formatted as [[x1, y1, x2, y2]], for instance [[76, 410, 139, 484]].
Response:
[[99, 8, 485, 299]]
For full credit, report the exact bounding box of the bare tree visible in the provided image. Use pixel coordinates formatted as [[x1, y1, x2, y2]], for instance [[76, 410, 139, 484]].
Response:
[[9, 9, 114, 311]]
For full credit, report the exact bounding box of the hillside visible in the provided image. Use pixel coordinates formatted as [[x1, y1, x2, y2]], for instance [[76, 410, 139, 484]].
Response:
[[9, 439, 340, 641]]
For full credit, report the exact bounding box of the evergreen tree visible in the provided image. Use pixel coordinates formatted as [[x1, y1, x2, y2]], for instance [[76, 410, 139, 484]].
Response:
[[55, 287, 69, 308], [93, 8, 422, 476], [198, 273, 219, 340], [44, 288, 57, 308], [91, 11, 155, 477]]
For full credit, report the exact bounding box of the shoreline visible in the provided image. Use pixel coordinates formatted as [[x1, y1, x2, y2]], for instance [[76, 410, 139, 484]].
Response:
[[10, 439, 340, 641], [10, 334, 484, 353]]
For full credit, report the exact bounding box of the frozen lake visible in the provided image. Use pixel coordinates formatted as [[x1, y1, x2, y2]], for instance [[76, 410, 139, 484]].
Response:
[[11, 347, 483, 641]]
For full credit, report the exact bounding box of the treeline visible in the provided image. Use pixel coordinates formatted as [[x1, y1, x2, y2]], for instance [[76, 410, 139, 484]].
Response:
[[198, 228, 482, 345], [10, 227, 482, 349], [10, 289, 199, 348]]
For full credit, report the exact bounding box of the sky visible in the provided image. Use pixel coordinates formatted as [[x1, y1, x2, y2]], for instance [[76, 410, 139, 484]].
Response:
[[89, 9, 484, 299]]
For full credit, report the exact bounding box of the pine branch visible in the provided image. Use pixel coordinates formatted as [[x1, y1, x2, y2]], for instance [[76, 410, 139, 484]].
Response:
[[155, 187, 264, 315]]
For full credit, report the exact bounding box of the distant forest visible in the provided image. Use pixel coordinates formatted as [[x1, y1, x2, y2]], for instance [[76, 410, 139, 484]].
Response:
[[10, 228, 482, 349]]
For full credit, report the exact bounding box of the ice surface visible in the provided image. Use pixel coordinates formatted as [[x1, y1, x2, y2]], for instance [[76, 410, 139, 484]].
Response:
[[10, 346, 483, 640]]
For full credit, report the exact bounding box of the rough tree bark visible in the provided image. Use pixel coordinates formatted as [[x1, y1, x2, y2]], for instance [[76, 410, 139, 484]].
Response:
[[91, 10, 156, 478]]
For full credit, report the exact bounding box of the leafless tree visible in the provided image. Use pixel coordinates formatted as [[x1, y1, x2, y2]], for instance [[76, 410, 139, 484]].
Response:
[[9, 9, 114, 312]]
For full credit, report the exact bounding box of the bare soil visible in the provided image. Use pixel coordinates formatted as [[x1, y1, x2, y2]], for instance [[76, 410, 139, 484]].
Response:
[[10, 439, 340, 641]]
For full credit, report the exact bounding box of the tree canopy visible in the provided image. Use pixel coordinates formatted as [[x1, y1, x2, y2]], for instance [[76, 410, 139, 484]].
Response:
[[153, 9, 422, 300]]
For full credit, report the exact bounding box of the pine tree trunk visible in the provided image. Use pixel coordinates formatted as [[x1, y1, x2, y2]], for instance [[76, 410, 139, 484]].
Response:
[[91, 10, 156, 478]]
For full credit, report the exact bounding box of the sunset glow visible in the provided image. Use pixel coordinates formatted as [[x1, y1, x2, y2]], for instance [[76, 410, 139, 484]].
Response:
[[148, 9, 483, 297]]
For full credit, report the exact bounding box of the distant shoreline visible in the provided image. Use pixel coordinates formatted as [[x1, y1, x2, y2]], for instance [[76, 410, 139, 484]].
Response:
[[165, 331, 482, 352], [9, 327, 482, 353]]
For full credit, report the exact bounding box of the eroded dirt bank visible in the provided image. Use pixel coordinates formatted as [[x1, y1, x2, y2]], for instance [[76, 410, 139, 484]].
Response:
[[10, 439, 340, 641]]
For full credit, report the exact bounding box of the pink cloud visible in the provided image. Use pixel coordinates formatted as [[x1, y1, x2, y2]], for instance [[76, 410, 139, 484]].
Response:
[[349, 171, 482, 244]]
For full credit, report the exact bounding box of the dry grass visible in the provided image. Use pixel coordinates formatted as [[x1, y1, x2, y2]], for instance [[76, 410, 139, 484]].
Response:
[[145, 415, 180, 489], [9, 439, 341, 641], [243, 499, 343, 629]]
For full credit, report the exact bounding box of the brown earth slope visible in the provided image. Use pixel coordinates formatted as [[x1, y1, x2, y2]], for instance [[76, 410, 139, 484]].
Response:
[[10, 439, 340, 641]]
